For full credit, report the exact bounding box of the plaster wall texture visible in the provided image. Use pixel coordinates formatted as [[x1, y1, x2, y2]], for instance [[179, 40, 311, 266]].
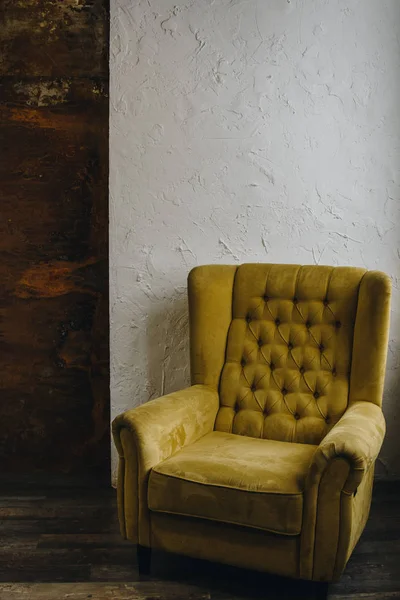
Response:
[[110, 0, 400, 483]]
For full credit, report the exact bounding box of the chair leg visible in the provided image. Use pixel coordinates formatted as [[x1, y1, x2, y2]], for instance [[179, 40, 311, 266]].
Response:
[[314, 581, 329, 600], [137, 544, 152, 575]]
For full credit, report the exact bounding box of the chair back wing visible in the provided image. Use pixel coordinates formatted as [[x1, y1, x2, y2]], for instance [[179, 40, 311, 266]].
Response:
[[188, 265, 237, 388], [349, 270, 391, 407]]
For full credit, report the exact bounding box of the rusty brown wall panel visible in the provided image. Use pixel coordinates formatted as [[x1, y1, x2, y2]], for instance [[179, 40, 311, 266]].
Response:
[[0, 1, 110, 485], [1, 1, 108, 77]]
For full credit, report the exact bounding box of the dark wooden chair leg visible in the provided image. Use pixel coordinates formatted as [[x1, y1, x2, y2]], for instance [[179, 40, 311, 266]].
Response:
[[137, 544, 152, 575], [315, 581, 329, 600]]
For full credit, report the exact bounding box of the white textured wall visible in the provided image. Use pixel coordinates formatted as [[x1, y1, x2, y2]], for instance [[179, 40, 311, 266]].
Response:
[[110, 0, 400, 483]]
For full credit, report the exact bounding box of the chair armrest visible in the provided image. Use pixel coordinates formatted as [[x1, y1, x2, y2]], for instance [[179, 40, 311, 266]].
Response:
[[112, 384, 219, 544], [113, 384, 219, 468], [307, 401, 386, 494]]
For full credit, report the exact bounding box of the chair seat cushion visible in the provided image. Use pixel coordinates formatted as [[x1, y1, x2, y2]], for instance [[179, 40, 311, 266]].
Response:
[[148, 431, 317, 535]]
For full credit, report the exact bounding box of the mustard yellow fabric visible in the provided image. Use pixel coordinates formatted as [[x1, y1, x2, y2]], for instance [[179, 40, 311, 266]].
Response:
[[148, 431, 316, 535], [217, 264, 366, 443], [300, 400, 385, 581], [112, 384, 219, 545], [307, 401, 386, 494], [350, 270, 392, 406], [188, 265, 237, 388], [151, 512, 299, 578], [112, 263, 391, 583]]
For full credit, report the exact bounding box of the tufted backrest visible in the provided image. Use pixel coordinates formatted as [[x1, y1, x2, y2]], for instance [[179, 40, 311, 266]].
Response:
[[214, 264, 367, 445]]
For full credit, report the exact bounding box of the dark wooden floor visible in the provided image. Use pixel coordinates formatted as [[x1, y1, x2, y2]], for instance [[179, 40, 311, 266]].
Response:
[[0, 482, 399, 599]]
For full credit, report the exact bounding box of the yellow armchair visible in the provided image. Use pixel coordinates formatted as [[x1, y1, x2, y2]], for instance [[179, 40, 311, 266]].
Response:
[[112, 264, 391, 585]]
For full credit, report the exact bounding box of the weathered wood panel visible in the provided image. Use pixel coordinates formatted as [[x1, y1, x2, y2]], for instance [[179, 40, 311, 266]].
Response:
[[0, 1, 109, 483], [1, 1, 108, 77]]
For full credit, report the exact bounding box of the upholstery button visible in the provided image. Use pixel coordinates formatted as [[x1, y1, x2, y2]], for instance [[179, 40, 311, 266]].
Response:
[[275, 318, 280, 326], [282, 388, 287, 395], [299, 366, 305, 374], [314, 391, 320, 399], [332, 368, 337, 377], [293, 297, 298, 304], [319, 344, 324, 352], [270, 362, 275, 371], [251, 384, 256, 392], [263, 294, 269, 302], [323, 298, 329, 306], [288, 342, 293, 350], [258, 339, 263, 347], [294, 413, 300, 420], [241, 358, 246, 367], [306, 320, 311, 328], [335, 321, 341, 329], [246, 314, 251, 323], [325, 416, 331, 424]]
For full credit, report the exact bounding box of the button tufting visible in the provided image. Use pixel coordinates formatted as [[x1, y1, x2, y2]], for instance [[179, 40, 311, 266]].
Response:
[[319, 344, 325, 352], [323, 298, 329, 306], [306, 320, 311, 328], [332, 368, 337, 377], [288, 342, 293, 350], [275, 318, 281, 326], [282, 388, 287, 395], [294, 413, 300, 420], [314, 391, 320, 399], [263, 294, 269, 302], [241, 358, 246, 367], [258, 339, 263, 347], [270, 362, 275, 371], [335, 321, 341, 329], [293, 297, 298, 304], [251, 384, 256, 392], [246, 314, 251, 323], [300, 366, 305, 374], [325, 417, 331, 424]]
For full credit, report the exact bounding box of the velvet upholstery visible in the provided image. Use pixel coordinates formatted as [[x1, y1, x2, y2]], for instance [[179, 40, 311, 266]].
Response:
[[217, 264, 365, 443], [112, 263, 391, 582], [112, 385, 219, 545], [151, 512, 299, 578], [149, 431, 317, 535]]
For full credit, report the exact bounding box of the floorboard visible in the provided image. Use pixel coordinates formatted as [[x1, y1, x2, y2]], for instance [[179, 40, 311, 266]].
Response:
[[0, 482, 399, 599]]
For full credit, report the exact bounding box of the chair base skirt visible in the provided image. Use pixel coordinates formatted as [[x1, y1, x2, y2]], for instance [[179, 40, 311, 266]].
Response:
[[150, 511, 300, 579]]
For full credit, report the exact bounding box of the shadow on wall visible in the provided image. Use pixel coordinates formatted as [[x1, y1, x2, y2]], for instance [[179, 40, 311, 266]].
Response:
[[376, 342, 400, 480], [146, 291, 191, 402]]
